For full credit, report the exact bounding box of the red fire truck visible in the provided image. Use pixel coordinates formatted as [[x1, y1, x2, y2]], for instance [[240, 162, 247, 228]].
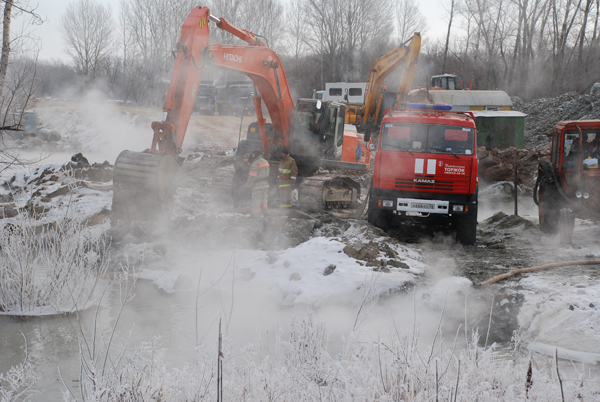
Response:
[[367, 104, 479, 245]]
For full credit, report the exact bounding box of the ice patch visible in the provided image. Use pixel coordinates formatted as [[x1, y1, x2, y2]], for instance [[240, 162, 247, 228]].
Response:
[[529, 343, 600, 365], [139, 269, 180, 293]]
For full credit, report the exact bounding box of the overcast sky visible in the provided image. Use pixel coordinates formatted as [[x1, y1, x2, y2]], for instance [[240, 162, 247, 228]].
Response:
[[35, 0, 449, 62]]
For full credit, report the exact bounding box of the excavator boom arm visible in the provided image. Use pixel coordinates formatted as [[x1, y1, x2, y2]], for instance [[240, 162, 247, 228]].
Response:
[[152, 6, 210, 155], [205, 44, 295, 151], [209, 14, 265, 46], [362, 33, 421, 123], [152, 6, 286, 156], [394, 34, 421, 106]]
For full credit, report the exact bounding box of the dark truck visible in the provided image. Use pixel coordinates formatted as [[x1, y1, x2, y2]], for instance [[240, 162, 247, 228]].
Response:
[[194, 82, 216, 115], [217, 81, 254, 115]]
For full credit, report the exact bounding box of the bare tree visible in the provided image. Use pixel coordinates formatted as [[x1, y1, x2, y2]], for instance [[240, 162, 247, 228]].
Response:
[[461, 0, 514, 89], [119, 0, 195, 104], [442, 0, 455, 72], [0, 0, 14, 91], [507, 0, 550, 96], [342, 0, 394, 81], [550, 0, 583, 93], [283, 0, 307, 85], [0, 0, 43, 92], [300, 0, 344, 84], [239, 0, 285, 50], [0, 54, 39, 128], [35, 0, 600, 105], [578, 0, 594, 63], [207, 0, 245, 44], [395, 0, 428, 44], [298, 0, 395, 86], [61, 0, 114, 81]]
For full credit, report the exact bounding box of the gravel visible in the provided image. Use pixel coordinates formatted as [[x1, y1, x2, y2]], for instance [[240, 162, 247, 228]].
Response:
[[513, 85, 600, 148]]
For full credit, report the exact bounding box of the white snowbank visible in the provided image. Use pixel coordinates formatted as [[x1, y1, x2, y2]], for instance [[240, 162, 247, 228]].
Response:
[[518, 273, 600, 363], [233, 237, 422, 307]]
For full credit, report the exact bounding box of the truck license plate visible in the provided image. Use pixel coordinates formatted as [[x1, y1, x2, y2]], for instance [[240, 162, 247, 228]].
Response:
[[412, 203, 434, 209]]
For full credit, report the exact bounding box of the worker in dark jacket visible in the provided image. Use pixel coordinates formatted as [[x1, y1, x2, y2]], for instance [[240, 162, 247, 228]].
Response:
[[277, 149, 298, 209], [246, 151, 270, 218], [232, 152, 251, 207]]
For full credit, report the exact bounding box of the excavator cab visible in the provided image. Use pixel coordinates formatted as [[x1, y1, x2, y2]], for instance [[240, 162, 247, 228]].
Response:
[[289, 99, 346, 170], [431, 74, 458, 90]]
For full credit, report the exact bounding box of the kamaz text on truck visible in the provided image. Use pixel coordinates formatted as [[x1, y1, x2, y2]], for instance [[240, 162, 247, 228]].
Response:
[[368, 104, 479, 245]]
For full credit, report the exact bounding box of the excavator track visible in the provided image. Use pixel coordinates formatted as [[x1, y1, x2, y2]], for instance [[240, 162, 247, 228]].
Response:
[[112, 150, 181, 224]]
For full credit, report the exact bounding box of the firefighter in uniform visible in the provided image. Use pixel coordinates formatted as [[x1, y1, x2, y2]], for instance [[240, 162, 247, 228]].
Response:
[[232, 153, 251, 207], [246, 151, 270, 218], [277, 149, 298, 209]]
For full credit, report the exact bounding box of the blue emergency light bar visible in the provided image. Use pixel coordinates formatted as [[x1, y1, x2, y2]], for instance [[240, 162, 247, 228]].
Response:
[[407, 103, 452, 111]]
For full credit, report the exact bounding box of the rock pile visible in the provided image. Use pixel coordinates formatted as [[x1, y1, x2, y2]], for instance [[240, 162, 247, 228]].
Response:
[[342, 239, 410, 270], [314, 216, 416, 271], [513, 87, 600, 148], [1, 153, 113, 222], [480, 85, 600, 188]]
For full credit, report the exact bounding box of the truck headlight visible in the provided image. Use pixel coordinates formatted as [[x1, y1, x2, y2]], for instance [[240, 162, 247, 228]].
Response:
[[452, 205, 464, 212], [369, 143, 375, 151], [576, 191, 583, 198], [382, 200, 393, 207], [584, 192, 590, 199]]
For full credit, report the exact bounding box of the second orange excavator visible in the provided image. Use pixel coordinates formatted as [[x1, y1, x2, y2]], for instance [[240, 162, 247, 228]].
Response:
[[111, 6, 371, 221]]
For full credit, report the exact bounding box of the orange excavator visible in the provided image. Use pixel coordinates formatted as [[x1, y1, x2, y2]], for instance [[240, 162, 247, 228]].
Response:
[[112, 6, 370, 221]]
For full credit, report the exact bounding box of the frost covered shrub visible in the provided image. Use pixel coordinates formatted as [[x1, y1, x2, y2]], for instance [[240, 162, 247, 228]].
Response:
[[73, 313, 600, 401], [0, 357, 37, 401], [0, 217, 110, 314]]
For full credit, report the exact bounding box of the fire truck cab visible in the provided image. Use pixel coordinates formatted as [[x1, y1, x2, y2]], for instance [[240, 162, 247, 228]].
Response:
[[368, 104, 479, 245]]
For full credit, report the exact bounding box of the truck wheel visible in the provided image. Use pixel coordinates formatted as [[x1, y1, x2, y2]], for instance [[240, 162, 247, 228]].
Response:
[[455, 207, 477, 246], [367, 208, 392, 231], [559, 208, 574, 245], [538, 179, 560, 234], [367, 198, 392, 231]]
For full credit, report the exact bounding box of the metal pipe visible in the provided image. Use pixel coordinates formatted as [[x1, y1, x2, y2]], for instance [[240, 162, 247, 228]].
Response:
[[209, 14, 221, 25]]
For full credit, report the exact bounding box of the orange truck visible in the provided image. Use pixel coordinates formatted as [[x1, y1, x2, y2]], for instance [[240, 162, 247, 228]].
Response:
[[368, 104, 479, 245], [534, 120, 600, 244]]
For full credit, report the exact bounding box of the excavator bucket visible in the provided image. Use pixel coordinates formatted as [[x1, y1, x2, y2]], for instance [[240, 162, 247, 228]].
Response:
[[298, 175, 361, 211], [111, 151, 181, 224]]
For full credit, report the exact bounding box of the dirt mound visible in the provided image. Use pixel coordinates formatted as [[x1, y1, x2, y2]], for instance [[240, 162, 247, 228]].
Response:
[[484, 211, 536, 229], [478, 144, 550, 189]]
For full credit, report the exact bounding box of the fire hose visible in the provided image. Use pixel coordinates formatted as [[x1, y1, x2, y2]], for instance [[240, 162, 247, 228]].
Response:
[[479, 260, 600, 286]]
